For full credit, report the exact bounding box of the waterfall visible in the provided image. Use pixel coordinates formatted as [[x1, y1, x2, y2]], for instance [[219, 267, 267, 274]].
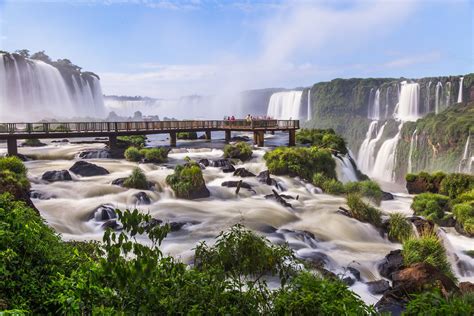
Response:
[[357, 121, 387, 175], [445, 82, 452, 108], [407, 129, 418, 173], [368, 88, 381, 120], [372, 123, 403, 182], [385, 86, 391, 119], [457, 77, 464, 103], [458, 135, 472, 173], [335, 154, 359, 183], [0, 54, 106, 121], [395, 82, 420, 122], [425, 81, 432, 114], [266, 91, 303, 120], [435, 82, 443, 114], [307, 89, 311, 121]]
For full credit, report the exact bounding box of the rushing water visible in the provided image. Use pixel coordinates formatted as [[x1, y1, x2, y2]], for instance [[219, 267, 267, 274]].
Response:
[[307, 90, 312, 121], [407, 129, 418, 174], [368, 89, 381, 121], [266, 91, 303, 120], [435, 81, 443, 114], [357, 121, 387, 176], [458, 135, 473, 174], [458, 77, 464, 103]]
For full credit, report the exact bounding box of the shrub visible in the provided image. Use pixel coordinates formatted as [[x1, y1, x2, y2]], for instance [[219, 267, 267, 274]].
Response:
[[117, 135, 146, 147], [223, 142, 253, 161], [405, 290, 474, 316], [402, 234, 454, 279], [388, 212, 413, 242], [176, 132, 198, 140], [166, 163, 209, 199], [405, 171, 446, 194], [0, 157, 30, 200], [346, 194, 382, 227], [143, 148, 168, 163], [452, 189, 474, 206], [453, 203, 474, 235], [124, 146, 142, 162], [411, 193, 450, 222], [0, 156, 27, 175], [296, 128, 348, 154], [264, 147, 336, 181], [312, 172, 328, 188], [321, 179, 346, 195], [439, 173, 474, 199], [344, 180, 383, 204], [123, 167, 150, 190], [22, 138, 46, 147]]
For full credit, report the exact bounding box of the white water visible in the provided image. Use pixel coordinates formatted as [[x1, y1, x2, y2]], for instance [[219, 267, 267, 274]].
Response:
[[384, 86, 391, 119], [458, 135, 473, 173], [445, 82, 452, 109], [458, 77, 464, 103], [335, 153, 359, 183], [357, 121, 386, 175], [372, 123, 403, 182], [435, 82, 443, 114], [307, 89, 311, 121], [266, 91, 303, 120], [0, 54, 106, 121], [407, 129, 417, 174], [395, 82, 420, 122], [425, 81, 432, 114], [368, 89, 381, 120]]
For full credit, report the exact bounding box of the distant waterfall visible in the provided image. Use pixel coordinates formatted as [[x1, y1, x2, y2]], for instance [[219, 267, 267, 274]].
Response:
[[372, 123, 403, 182], [368, 89, 381, 120], [385, 86, 391, 119], [307, 89, 311, 121], [266, 91, 303, 120], [407, 129, 418, 173], [335, 154, 359, 183], [435, 82, 443, 114], [457, 77, 464, 103], [425, 81, 432, 114], [357, 121, 386, 175], [0, 53, 106, 121], [445, 82, 452, 108], [458, 135, 473, 174], [395, 82, 420, 122]]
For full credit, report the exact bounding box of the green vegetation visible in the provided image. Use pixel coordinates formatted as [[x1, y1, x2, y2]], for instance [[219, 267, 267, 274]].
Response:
[[22, 138, 46, 147], [296, 128, 348, 154], [405, 171, 447, 194], [117, 135, 147, 147], [124, 146, 141, 162], [264, 146, 336, 181], [166, 162, 209, 199], [402, 234, 454, 280], [123, 167, 150, 190], [388, 212, 413, 243], [411, 193, 450, 222], [346, 194, 382, 227], [439, 173, 474, 199], [124, 146, 169, 163], [52, 124, 71, 132], [453, 203, 474, 236], [176, 131, 198, 140], [0, 156, 30, 200], [223, 142, 253, 161], [405, 290, 474, 316]]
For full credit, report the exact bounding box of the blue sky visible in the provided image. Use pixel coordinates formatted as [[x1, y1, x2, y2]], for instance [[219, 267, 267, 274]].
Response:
[[0, 0, 472, 98]]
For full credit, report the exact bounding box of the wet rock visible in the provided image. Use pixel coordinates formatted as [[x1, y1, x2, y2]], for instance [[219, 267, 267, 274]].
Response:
[[378, 249, 404, 280], [342, 277, 356, 286], [87, 204, 117, 221], [222, 164, 235, 173], [69, 161, 109, 177], [198, 158, 210, 167], [101, 220, 121, 230], [111, 177, 126, 186], [367, 280, 391, 295], [42, 170, 72, 182], [408, 216, 435, 236], [455, 220, 473, 237], [438, 214, 456, 227], [16, 153, 33, 161], [29, 190, 55, 200], [374, 292, 407, 316], [198, 134, 206, 139], [210, 159, 235, 173], [133, 191, 151, 205], [255, 224, 277, 234], [459, 282, 474, 294], [337, 207, 352, 218], [298, 251, 330, 268], [78, 149, 111, 159], [392, 263, 458, 294], [233, 168, 256, 177], [265, 190, 292, 208], [230, 135, 250, 142], [52, 139, 69, 143], [221, 181, 252, 190], [257, 170, 277, 186], [347, 267, 361, 281], [169, 222, 186, 232], [381, 191, 394, 201]]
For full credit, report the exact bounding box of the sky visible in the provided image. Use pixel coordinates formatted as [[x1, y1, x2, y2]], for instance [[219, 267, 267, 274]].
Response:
[[0, 0, 473, 99]]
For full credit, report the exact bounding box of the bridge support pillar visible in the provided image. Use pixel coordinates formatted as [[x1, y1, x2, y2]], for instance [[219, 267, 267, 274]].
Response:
[[108, 135, 117, 149], [254, 131, 264, 147], [7, 138, 18, 156], [205, 131, 211, 141], [225, 130, 231, 143], [170, 132, 177, 147], [289, 130, 296, 147]]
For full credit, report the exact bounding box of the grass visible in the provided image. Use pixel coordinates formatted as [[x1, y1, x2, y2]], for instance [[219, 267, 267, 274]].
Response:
[[165, 163, 207, 199], [123, 167, 150, 190], [388, 212, 413, 242], [223, 142, 253, 161], [346, 194, 382, 227]]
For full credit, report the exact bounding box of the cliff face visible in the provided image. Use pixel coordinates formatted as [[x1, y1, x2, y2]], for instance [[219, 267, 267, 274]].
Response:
[[304, 74, 474, 181]]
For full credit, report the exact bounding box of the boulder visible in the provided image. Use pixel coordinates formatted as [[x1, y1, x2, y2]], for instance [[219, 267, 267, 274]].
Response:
[[111, 177, 126, 186], [230, 136, 250, 142], [408, 216, 435, 236], [265, 190, 292, 208], [69, 161, 109, 177], [210, 159, 235, 173], [78, 149, 111, 159], [101, 220, 122, 230], [347, 267, 361, 281], [188, 185, 211, 199], [29, 190, 55, 200], [459, 282, 474, 295], [87, 204, 117, 221], [233, 168, 256, 177], [221, 181, 252, 190], [367, 280, 391, 295], [342, 276, 355, 286], [133, 191, 151, 205], [374, 292, 407, 316], [257, 170, 277, 186], [42, 170, 72, 182], [381, 191, 394, 201], [198, 158, 210, 167], [378, 249, 404, 280], [298, 251, 330, 268]]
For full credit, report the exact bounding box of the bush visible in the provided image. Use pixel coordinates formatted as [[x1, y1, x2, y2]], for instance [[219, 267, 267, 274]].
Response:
[[439, 173, 474, 199], [176, 132, 198, 140], [22, 138, 46, 147], [346, 194, 382, 227], [344, 180, 383, 204], [453, 203, 474, 235], [124, 146, 142, 162], [123, 167, 150, 190], [296, 128, 348, 154], [143, 148, 168, 163], [0, 157, 30, 200], [166, 163, 209, 199], [264, 147, 336, 181], [411, 193, 450, 222], [223, 142, 253, 161], [0, 156, 27, 175], [405, 290, 474, 316], [321, 178, 346, 195], [405, 171, 446, 194], [402, 234, 454, 280], [117, 135, 146, 147], [388, 212, 413, 242]]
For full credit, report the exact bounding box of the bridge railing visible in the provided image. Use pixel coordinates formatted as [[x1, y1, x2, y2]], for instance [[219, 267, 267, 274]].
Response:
[[0, 119, 299, 135]]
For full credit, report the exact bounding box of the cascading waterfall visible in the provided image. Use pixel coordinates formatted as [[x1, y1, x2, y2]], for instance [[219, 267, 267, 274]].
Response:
[[458, 135, 472, 173], [445, 82, 452, 109], [425, 81, 432, 114], [395, 82, 420, 122], [385, 86, 391, 119], [357, 121, 387, 175], [368, 89, 381, 120], [372, 123, 403, 182], [266, 91, 303, 120], [0, 54, 106, 121], [457, 77, 464, 103], [435, 82, 443, 114], [407, 129, 418, 173], [335, 154, 359, 183], [307, 90, 311, 121]]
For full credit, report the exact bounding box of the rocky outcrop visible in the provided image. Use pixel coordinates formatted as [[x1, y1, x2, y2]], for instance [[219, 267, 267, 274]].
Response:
[[78, 149, 111, 159], [378, 249, 405, 280], [233, 168, 256, 177], [221, 181, 252, 190], [69, 161, 109, 177], [133, 192, 151, 205], [367, 280, 390, 295], [408, 216, 435, 236], [257, 170, 277, 186], [42, 170, 72, 182], [86, 204, 117, 222]]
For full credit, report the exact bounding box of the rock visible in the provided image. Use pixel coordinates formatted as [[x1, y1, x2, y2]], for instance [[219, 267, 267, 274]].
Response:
[[278, 228, 319, 247], [367, 280, 391, 295], [222, 164, 235, 173], [374, 292, 407, 316], [459, 282, 474, 294], [233, 168, 256, 177], [198, 158, 210, 167], [16, 153, 32, 161], [298, 251, 330, 268], [133, 191, 151, 205], [221, 181, 252, 190], [378, 249, 404, 280], [42, 170, 72, 182], [169, 222, 186, 232], [347, 267, 361, 281], [265, 190, 292, 208], [111, 178, 126, 186], [69, 161, 109, 177], [438, 214, 456, 227], [257, 170, 277, 186], [29, 190, 54, 200], [52, 139, 69, 143], [210, 159, 235, 173], [101, 220, 121, 230], [408, 216, 435, 236], [78, 149, 111, 159], [343, 277, 356, 286], [381, 191, 394, 200], [230, 136, 250, 142], [455, 220, 473, 237], [87, 204, 117, 221], [198, 134, 206, 139], [188, 186, 211, 199], [337, 207, 352, 218]]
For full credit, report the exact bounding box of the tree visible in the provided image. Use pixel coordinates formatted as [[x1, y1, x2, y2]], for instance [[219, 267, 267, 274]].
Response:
[[30, 51, 52, 63], [15, 49, 30, 58]]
